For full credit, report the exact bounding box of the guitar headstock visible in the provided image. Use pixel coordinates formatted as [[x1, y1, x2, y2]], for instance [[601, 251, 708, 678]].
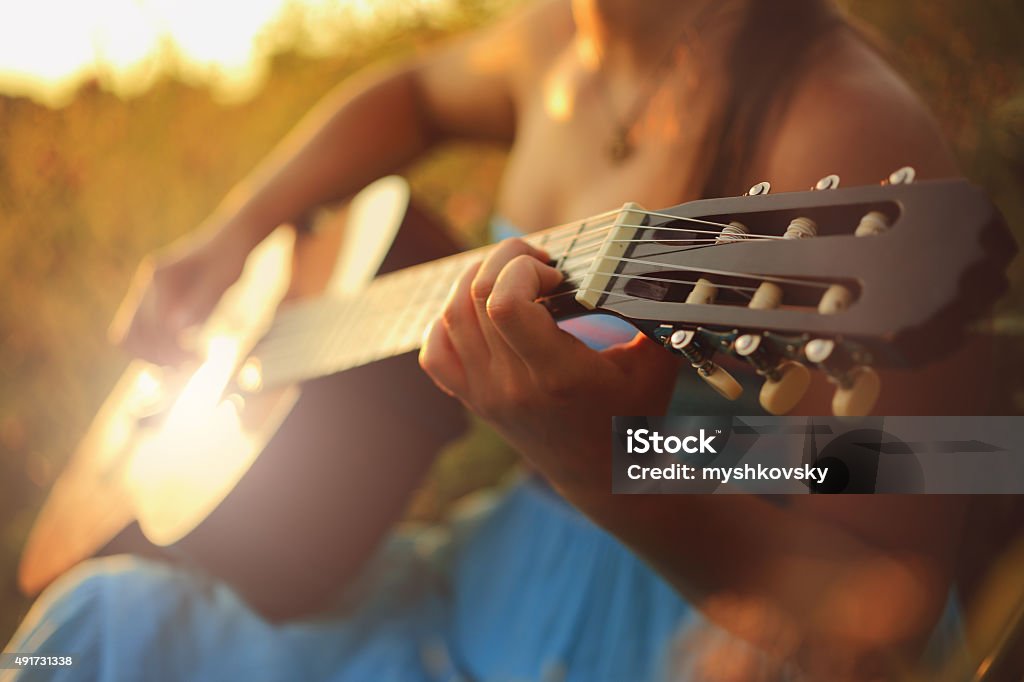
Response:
[[546, 170, 1016, 416]]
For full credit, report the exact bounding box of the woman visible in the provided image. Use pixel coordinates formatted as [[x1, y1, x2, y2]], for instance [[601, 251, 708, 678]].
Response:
[[5, 0, 967, 679]]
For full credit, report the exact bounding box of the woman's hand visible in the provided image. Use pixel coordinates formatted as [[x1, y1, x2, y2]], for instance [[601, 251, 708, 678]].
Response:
[[419, 238, 682, 493], [108, 221, 255, 365]]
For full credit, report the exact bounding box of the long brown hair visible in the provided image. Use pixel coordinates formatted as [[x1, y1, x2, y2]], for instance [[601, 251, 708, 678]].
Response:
[[701, 0, 845, 198]]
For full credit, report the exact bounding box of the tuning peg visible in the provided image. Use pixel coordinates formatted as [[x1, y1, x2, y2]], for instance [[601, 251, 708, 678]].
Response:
[[747, 181, 771, 196], [831, 366, 881, 417], [686, 278, 717, 305], [718, 221, 749, 243], [669, 330, 742, 401], [854, 211, 891, 237], [813, 174, 840, 190], [741, 248, 811, 412], [818, 284, 852, 314], [684, 221, 749, 306], [804, 339, 881, 416], [886, 166, 916, 185], [759, 361, 812, 415], [735, 334, 810, 414], [749, 282, 782, 310], [701, 365, 744, 400], [783, 216, 817, 240]]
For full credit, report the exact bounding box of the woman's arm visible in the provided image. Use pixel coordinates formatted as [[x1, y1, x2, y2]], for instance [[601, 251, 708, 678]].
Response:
[[111, 1, 565, 363], [419, 32, 971, 676], [217, 0, 571, 249], [212, 24, 528, 252]]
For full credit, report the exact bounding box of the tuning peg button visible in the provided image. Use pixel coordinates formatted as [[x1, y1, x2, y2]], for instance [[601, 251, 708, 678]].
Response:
[[832, 366, 881, 416], [669, 329, 695, 351], [759, 361, 811, 415], [700, 365, 744, 401], [804, 340, 831, 366]]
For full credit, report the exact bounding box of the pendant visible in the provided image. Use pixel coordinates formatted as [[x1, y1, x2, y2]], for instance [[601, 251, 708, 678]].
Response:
[[607, 128, 633, 165]]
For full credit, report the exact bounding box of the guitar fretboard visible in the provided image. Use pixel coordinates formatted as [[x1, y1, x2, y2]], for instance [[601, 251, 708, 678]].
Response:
[[249, 210, 618, 388]]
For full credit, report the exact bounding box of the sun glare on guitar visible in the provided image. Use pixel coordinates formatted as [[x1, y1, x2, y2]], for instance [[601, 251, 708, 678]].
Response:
[[126, 334, 252, 542], [131, 366, 165, 413]]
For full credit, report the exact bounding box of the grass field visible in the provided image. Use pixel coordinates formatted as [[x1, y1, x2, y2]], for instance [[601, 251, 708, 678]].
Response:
[[1, 0, 1021, 644]]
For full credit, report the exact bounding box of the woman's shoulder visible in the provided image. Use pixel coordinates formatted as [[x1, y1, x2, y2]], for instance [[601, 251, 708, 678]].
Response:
[[802, 30, 938, 132], [497, 0, 576, 94], [754, 27, 958, 190]]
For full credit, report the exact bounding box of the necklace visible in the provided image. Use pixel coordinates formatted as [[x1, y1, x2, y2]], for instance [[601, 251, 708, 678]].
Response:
[[595, 4, 731, 165]]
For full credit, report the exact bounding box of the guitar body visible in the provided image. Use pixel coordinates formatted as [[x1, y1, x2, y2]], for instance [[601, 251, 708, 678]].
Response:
[[19, 178, 467, 619]]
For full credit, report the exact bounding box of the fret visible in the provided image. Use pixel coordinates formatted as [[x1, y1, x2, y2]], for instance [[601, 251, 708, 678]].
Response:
[[432, 254, 464, 300], [352, 284, 391, 368], [554, 218, 587, 270], [365, 258, 446, 365], [566, 230, 606, 254], [393, 268, 440, 355], [306, 300, 342, 365], [323, 297, 361, 375], [380, 290, 421, 359], [404, 291, 441, 354], [328, 290, 372, 375], [377, 272, 415, 359], [535, 229, 553, 251], [301, 298, 348, 380], [560, 253, 597, 277], [374, 276, 408, 340]]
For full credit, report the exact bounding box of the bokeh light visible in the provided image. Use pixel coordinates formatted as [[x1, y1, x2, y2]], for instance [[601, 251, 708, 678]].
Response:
[[0, 0, 454, 106]]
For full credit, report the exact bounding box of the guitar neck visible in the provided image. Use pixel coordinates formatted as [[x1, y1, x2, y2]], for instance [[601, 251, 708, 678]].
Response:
[[249, 211, 618, 388]]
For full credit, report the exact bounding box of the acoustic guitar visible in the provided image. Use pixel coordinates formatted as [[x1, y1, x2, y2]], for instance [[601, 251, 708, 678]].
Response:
[[18, 170, 1015, 620]]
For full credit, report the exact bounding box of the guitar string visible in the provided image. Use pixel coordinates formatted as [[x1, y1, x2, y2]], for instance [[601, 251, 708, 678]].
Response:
[[525, 215, 789, 253], [254, 247, 821, 368], [543, 230, 782, 265], [260, 237, 828, 346], [535, 206, 799, 246], [257, 225, 784, 345], [254, 278, 743, 375], [251, 206, 845, 372], [342, 207, 809, 294], [256, 234, 835, 350], [519, 200, 809, 252], [261, 264, 764, 348]]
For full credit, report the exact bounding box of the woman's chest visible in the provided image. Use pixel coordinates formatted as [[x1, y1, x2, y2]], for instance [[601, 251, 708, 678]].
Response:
[[495, 57, 724, 231]]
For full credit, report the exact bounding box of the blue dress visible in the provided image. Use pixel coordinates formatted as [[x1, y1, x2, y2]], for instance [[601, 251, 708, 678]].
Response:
[[4, 479, 692, 682]]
